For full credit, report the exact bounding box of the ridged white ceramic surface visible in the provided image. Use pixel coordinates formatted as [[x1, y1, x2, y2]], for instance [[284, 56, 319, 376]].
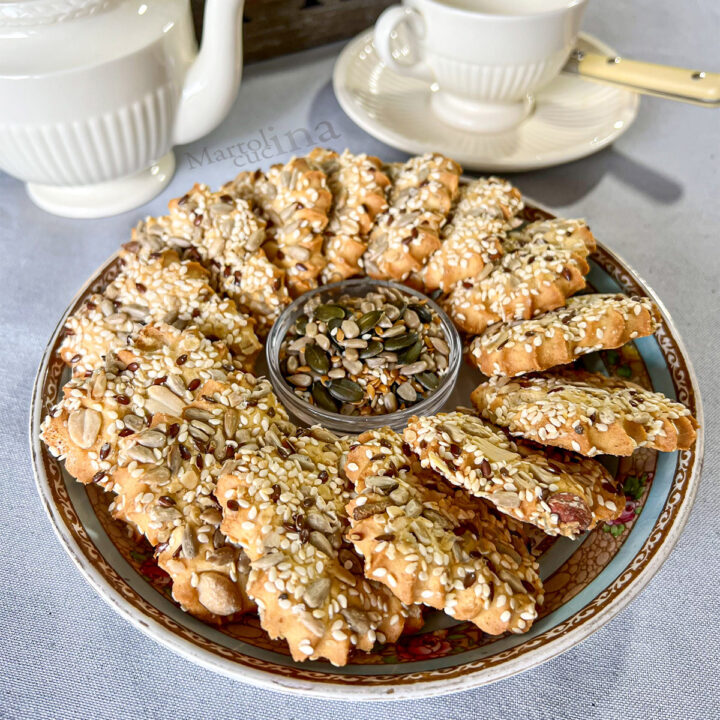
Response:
[[0, 84, 177, 186], [333, 31, 640, 172]]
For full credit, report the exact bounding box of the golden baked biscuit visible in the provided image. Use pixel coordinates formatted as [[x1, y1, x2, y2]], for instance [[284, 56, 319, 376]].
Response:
[[445, 219, 596, 335], [471, 369, 698, 456], [404, 411, 624, 536], [345, 428, 543, 634], [469, 293, 659, 377], [215, 428, 410, 666]]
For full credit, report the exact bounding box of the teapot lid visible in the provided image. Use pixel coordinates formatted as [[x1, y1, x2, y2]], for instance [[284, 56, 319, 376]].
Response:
[[0, 0, 119, 26]]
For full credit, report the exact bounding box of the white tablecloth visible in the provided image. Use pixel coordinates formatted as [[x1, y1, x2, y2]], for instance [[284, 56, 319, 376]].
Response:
[[1, 1, 718, 717]]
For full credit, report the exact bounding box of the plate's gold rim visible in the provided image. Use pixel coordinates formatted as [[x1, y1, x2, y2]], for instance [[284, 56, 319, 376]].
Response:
[[29, 210, 703, 700]]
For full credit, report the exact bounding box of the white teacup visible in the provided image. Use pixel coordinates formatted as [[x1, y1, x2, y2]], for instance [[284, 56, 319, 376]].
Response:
[[374, 0, 588, 133]]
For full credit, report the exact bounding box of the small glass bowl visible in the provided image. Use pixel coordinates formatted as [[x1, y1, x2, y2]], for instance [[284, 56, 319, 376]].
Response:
[[266, 278, 462, 434]]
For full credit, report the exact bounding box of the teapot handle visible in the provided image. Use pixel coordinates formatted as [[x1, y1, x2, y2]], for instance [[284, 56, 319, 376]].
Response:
[[173, 0, 245, 146]]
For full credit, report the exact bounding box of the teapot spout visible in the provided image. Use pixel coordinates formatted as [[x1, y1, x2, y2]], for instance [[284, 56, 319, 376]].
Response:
[[173, 0, 245, 146]]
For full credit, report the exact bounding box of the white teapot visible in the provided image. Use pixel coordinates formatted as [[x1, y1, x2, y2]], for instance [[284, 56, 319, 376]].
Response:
[[0, 0, 244, 217]]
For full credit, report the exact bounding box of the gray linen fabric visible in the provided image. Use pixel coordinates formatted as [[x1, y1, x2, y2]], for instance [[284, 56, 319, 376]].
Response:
[[1, 1, 718, 717]]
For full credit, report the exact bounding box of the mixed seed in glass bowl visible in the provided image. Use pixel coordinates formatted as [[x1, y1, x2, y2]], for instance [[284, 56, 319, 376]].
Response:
[[266, 279, 462, 432]]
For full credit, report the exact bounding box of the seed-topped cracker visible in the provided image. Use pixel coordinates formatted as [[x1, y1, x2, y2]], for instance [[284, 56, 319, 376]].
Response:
[[60, 249, 261, 375], [385, 153, 462, 216], [215, 428, 410, 666], [471, 370, 698, 457], [109, 250, 261, 368], [422, 177, 524, 292], [307, 148, 391, 283], [444, 219, 596, 335], [131, 184, 289, 338], [42, 323, 294, 621], [227, 157, 332, 297], [469, 293, 660, 377], [404, 411, 624, 537], [344, 428, 543, 633], [363, 153, 462, 281]]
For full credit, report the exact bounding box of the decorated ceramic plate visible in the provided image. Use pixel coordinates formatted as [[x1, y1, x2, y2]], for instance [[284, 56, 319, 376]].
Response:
[[30, 203, 703, 700]]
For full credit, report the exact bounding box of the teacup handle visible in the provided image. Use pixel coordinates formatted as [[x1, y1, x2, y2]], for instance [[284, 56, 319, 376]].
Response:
[[373, 6, 435, 83]]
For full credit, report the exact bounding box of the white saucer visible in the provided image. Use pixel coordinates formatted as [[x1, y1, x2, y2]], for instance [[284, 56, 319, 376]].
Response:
[[333, 31, 640, 172]]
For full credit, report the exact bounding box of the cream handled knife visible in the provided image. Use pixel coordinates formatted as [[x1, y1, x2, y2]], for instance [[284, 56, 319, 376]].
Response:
[[563, 49, 720, 106]]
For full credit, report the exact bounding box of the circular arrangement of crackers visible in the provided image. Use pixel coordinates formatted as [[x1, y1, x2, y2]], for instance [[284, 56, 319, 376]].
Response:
[[41, 148, 698, 667]]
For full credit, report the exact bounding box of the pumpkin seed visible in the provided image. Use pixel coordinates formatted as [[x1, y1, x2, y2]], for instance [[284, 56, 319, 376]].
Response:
[[315, 304, 345, 322], [305, 344, 330, 374], [357, 310, 382, 334], [360, 340, 383, 358], [384, 332, 417, 351], [328, 378, 364, 403], [416, 371, 440, 390], [311, 382, 338, 412], [397, 338, 423, 364], [327, 316, 343, 332]]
